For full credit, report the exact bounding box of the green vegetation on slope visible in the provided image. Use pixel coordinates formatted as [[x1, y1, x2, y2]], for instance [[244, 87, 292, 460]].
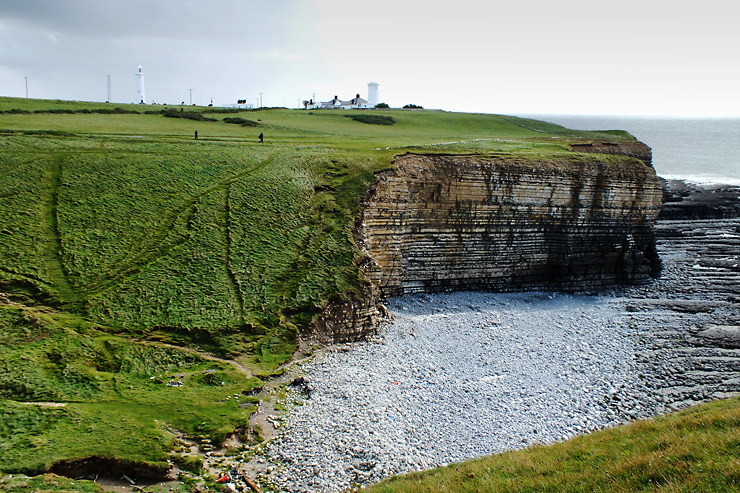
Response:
[[0, 474, 105, 493], [0, 96, 647, 478], [367, 396, 740, 492], [0, 303, 262, 475]]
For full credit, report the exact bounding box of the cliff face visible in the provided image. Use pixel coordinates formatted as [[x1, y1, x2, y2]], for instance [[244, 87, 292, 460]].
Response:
[[361, 153, 662, 296], [311, 149, 663, 342]]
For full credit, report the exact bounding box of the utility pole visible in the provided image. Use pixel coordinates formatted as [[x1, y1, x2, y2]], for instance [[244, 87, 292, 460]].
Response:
[[107, 75, 112, 103], [25, 77, 28, 98], [189, 89, 193, 105], [259, 92, 263, 108]]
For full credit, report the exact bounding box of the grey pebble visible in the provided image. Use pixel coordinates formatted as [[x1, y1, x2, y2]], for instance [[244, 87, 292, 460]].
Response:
[[261, 290, 665, 492]]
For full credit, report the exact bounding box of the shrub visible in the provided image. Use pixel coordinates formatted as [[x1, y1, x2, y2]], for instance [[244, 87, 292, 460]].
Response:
[[374, 103, 390, 109], [403, 104, 423, 109], [2, 108, 138, 115], [160, 109, 217, 122], [35, 109, 76, 114], [89, 108, 139, 115], [172, 453, 203, 473], [223, 117, 259, 127], [203, 108, 242, 114], [346, 114, 395, 125], [22, 130, 75, 137]]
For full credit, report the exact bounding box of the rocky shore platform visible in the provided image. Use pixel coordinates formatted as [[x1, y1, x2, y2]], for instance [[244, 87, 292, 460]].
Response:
[[248, 180, 740, 493], [660, 178, 740, 219], [636, 180, 740, 403]]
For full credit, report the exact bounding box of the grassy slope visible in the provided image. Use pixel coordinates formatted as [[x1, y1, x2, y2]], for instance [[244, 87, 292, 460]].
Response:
[[0, 97, 664, 482]]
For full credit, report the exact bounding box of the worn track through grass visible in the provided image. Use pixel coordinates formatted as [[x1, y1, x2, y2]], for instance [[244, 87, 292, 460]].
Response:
[[78, 153, 279, 298], [224, 184, 246, 324], [43, 153, 80, 307], [139, 340, 255, 379]]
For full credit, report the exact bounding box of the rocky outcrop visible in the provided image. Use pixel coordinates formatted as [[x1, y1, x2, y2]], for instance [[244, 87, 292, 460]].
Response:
[[624, 207, 740, 406], [306, 281, 383, 344], [311, 150, 663, 342], [660, 179, 740, 220], [359, 153, 662, 298]]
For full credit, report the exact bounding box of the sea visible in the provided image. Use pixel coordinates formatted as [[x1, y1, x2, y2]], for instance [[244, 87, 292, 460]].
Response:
[[521, 115, 740, 186]]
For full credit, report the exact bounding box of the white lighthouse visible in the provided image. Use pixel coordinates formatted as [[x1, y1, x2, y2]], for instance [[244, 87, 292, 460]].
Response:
[[136, 65, 146, 104], [367, 82, 379, 108]]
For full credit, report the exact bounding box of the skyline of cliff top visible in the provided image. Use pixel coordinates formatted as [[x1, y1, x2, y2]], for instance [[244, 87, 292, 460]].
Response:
[[1, 0, 738, 118]]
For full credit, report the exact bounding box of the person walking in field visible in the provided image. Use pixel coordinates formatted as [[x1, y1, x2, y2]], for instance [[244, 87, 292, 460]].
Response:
[[194, 130, 198, 140], [258, 132, 264, 143]]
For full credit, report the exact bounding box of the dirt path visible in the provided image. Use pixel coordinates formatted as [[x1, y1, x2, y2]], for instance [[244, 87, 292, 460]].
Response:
[[19, 402, 67, 407], [137, 340, 255, 379]]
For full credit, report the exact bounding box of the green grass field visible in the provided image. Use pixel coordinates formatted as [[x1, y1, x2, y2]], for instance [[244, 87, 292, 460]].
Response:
[[1, 96, 691, 488]]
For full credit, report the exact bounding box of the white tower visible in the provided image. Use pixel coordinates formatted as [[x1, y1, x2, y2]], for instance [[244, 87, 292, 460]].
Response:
[[136, 65, 146, 104], [367, 82, 379, 108]]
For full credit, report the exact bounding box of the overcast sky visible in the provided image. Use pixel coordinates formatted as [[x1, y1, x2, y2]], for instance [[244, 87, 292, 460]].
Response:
[[1, 0, 738, 116]]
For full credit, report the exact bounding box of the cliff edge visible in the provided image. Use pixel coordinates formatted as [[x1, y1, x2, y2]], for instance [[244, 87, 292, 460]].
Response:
[[311, 148, 662, 342]]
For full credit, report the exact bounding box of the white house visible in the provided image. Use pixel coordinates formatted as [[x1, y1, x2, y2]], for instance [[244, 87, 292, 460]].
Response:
[[317, 93, 369, 109], [309, 83, 379, 109]]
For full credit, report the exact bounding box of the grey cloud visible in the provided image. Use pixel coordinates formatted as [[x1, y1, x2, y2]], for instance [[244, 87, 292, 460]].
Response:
[[0, 0, 322, 104], [0, 0, 308, 43]]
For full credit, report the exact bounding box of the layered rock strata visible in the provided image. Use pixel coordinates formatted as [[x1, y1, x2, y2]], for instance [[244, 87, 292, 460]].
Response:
[[304, 281, 383, 344], [360, 153, 662, 298], [310, 150, 663, 342]]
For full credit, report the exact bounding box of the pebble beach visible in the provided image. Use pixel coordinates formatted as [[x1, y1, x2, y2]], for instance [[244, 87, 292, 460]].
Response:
[[260, 291, 666, 492]]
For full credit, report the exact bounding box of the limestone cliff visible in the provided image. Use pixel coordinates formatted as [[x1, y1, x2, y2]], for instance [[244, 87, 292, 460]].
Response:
[[310, 149, 663, 342]]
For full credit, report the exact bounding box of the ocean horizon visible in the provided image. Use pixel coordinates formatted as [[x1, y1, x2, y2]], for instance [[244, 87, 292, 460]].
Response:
[[522, 115, 740, 186]]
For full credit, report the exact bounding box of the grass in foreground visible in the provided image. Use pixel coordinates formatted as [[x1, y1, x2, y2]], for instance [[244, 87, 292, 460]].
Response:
[[367, 396, 740, 492], [3, 396, 739, 492]]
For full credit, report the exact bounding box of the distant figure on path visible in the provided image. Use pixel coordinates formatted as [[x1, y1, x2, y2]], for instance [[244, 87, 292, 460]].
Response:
[[258, 132, 264, 143], [194, 130, 198, 140]]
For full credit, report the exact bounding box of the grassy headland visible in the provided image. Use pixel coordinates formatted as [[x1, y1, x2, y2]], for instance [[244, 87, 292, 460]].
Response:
[[0, 96, 667, 484]]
